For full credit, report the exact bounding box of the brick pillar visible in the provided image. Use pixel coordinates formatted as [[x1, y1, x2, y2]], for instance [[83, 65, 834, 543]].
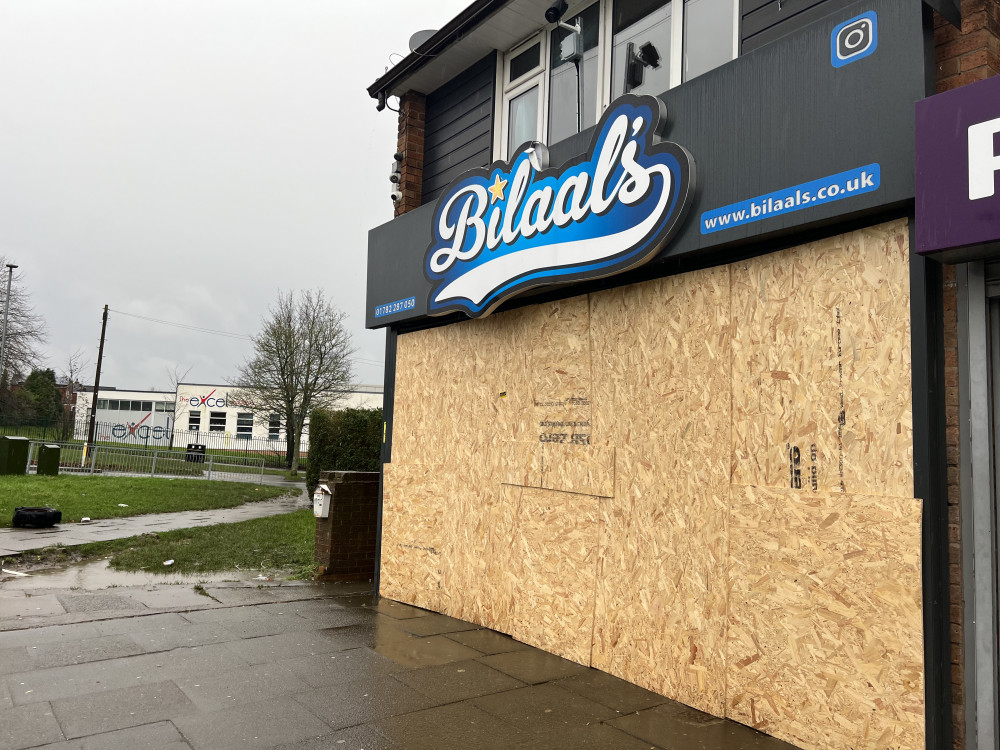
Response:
[[313, 471, 380, 581], [934, 3, 1000, 746], [394, 92, 426, 217]]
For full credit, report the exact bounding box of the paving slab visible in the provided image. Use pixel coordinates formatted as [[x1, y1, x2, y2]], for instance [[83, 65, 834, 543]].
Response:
[[0, 591, 66, 618], [607, 702, 800, 750], [373, 700, 539, 750], [554, 669, 671, 714], [393, 659, 525, 704], [444, 628, 530, 655], [221, 629, 359, 665], [173, 696, 333, 750], [0, 701, 65, 749], [476, 648, 589, 684], [330, 621, 484, 668], [173, 663, 311, 712], [273, 723, 397, 749], [29, 720, 193, 749], [18, 633, 146, 671], [471, 681, 618, 727], [125, 621, 237, 652], [280, 647, 406, 687], [51, 679, 195, 739], [291, 673, 439, 730]]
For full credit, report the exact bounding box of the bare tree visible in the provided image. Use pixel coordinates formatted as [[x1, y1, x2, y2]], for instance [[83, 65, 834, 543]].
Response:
[[59, 348, 90, 440], [0, 256, 47, 418], [164, 364, 193, 392], [163, 364, 192, 447], [232, 290, 354, 471]]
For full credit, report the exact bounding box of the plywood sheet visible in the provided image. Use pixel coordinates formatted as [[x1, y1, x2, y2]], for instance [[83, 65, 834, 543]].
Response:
[[380, 463, 451, 613], [508, 487, 602, 666], [727, 485, 924, 750], [731, 219, 913, 497], [541, 443, 615, 497], [588, 264, 732, 717]]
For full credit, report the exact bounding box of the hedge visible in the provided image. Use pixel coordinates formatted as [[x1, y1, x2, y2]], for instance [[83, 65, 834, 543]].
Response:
[[306, 407, 382, 495]]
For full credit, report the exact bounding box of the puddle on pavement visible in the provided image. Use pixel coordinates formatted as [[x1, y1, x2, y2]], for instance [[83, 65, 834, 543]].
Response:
[[0, 559, 262, 591]]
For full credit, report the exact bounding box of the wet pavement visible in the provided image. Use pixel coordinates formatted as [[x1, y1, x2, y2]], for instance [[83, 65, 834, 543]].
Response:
[[0, 572, 800, 750], [0, 486, 309, 557]]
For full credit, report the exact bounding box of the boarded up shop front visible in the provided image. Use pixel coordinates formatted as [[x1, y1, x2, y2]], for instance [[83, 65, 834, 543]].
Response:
[[366, 2, 952, 748]]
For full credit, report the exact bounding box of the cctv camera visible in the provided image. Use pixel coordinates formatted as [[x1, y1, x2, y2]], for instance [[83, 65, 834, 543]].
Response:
[[545, 0, 568, 24], [391, 189, 402, 202]]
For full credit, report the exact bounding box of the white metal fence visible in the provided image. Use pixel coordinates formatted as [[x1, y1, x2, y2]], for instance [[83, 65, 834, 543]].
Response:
[[26, 441, 265, 484]]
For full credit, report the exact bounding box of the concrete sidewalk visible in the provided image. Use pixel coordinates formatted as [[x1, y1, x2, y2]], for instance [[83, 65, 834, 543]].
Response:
[[0, 574, 799, 750], [0, 486, 309, 557]]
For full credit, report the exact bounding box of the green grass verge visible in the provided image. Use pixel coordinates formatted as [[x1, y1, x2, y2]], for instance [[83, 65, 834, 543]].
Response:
[[74, 509, 316, 577], [0, 476, 289, 527]]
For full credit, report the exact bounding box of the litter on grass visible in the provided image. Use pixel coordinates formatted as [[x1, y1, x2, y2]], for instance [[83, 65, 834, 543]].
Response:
[[80, 517, 91, 523], [163, 560, 175, 566], [118, 504, 128, 507], [1, 568, 31, 577]]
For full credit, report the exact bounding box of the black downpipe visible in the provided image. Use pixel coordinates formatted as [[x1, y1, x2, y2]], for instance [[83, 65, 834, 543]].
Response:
[[909, 229, 953, 750], [374, 327, 398, 596]]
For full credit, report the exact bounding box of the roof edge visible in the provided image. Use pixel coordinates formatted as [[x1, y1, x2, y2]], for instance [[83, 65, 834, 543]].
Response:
[[367, 0, 508, 101]]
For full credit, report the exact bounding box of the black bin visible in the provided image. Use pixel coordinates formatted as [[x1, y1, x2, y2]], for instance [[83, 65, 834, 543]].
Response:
[[37, 444, 61, 476], [185, 443, 207, 463]]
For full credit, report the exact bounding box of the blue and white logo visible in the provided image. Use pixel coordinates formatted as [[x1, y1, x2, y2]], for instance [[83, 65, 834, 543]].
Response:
[[424, 95, 695, 318], [832, 12, 877, 68]]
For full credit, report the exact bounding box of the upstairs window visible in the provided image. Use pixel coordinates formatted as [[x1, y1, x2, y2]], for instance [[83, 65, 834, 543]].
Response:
[[209, 411, 226, 432], [188, 412, 201, 432], [496, 0, 737, 158], [503, 37, 546, 155]]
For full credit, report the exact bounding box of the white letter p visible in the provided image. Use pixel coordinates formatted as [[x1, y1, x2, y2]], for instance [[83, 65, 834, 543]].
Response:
[[969, 116, 1000, 200]]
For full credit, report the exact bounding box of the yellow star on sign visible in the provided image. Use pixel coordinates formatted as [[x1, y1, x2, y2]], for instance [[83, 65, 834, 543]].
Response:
[[487, 174, 508, 203]]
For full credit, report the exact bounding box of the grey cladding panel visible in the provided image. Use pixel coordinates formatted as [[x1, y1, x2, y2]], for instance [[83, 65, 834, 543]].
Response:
[[741, 0, 855, 54], [421, 52, 496, 206]]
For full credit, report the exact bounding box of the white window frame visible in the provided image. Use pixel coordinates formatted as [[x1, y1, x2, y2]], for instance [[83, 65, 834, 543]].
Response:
[[494, 0, 739, 159], [498, 33, 549, 159]]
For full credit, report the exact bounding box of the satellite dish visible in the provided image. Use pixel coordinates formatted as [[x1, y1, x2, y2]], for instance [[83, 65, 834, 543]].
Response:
[[409, 29, 437, 52]]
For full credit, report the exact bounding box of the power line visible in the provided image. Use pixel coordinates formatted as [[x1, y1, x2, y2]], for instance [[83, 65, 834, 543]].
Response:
[[109, 308, 386, 367], [109, 309, 253, 341]]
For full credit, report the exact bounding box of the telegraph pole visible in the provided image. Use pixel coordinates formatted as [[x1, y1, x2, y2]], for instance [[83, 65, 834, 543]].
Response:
[[85, 305, 109, 457], [0, 264, 18, 387]]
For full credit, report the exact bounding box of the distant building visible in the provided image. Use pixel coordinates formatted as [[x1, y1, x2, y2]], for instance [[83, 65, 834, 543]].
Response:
[[75, 383, 383, 450]]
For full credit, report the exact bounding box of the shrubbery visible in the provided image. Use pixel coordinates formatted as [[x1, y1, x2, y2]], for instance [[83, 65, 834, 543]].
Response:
[[306, 407, 382, 495]]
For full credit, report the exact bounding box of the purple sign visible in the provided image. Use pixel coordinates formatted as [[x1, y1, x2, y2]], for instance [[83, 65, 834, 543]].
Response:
[[916, 75, 1000, 254]]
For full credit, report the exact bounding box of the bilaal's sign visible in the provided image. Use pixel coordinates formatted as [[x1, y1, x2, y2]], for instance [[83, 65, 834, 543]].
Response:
[[916, 74, 1000, 254], [424, 95, 694, 318]]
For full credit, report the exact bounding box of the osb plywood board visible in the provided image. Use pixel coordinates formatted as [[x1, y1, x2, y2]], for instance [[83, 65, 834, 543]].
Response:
[[379, 462, 451, 614], [508, 487, 602, 666], [541, 443, 615, 497], [731, 219, 913, 498], [444, 479, 522, 632], [588, 264, 732, 717], [728, 485, 923, 750]]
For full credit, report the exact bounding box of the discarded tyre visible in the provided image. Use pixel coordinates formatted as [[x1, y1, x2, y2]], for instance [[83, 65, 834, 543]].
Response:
[[11, 506, 62, 528]]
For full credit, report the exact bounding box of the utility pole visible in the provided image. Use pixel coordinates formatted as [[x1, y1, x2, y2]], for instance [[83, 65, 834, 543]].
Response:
[[0, 263, 18, 387], [85, 305, 109, 458]]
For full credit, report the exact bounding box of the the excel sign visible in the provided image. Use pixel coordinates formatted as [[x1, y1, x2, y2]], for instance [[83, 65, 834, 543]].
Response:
[[916, 74, 1000, 254]]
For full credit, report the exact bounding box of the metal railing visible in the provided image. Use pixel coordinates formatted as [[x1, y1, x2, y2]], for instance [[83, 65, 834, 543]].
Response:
[[26, 441, 265, 484]]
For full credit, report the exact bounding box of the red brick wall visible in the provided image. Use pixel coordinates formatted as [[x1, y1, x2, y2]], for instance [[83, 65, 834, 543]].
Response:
[[935, 3, 1000, 746], [394, 92, 426, 217], [935, 0, 1000, 92], [313, 471, 380, 581]]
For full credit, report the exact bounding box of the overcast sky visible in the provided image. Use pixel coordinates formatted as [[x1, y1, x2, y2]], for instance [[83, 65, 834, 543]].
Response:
[[0, 0, 469, 391]]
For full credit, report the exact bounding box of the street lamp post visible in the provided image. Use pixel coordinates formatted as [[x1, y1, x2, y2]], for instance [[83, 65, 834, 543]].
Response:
[[0, 263, 18, 386]]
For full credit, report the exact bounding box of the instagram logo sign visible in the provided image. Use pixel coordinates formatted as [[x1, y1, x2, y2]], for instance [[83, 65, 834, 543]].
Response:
[[831, 12, 877, 68]]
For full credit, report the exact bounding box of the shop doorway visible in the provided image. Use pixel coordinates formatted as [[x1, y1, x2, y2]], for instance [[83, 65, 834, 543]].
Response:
[[958, 261, 1000, 750]]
